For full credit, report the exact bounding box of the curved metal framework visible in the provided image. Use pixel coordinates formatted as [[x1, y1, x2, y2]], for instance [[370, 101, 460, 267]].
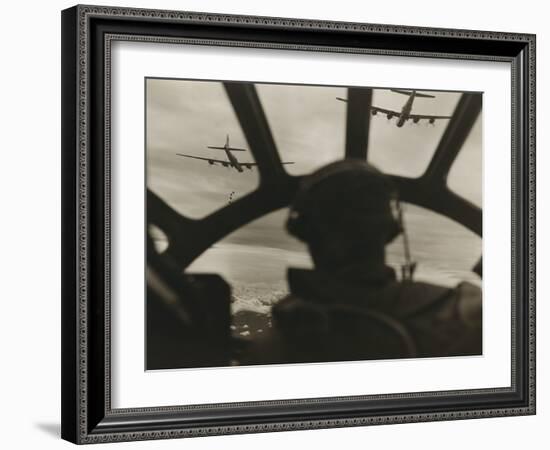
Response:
[[148, 82, 482, 273]]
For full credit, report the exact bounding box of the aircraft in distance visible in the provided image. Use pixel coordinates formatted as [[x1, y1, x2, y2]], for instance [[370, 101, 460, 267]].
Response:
[[176, 134, 294, 172], [336, 89, 453, 128]]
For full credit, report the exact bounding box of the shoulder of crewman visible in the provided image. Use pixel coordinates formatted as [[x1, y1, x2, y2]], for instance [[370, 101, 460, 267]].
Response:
[[273, 293, 331, 337], [275, 269, 481, 329], [453, 281, 482, 327]]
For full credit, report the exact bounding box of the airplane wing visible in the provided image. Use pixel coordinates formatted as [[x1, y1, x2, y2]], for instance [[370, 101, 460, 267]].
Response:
[[370, 106, 401, 116], [176, 153, 231, 166], [408, 113, 453, 121], [236, 161, 295, 169], [176, 155, 294, 170], [337, 98, 401, 117]]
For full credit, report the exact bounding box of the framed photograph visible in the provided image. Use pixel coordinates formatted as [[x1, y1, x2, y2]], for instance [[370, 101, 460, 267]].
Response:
[[61, 4, 536, 444]]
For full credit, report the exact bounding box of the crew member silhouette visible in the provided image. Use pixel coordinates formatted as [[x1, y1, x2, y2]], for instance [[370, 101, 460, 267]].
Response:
[[241, 159, 482, 364]]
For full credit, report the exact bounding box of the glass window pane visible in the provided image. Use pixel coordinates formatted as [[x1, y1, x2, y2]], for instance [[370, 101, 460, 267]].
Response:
[[447, 115, 483, 207], [386, 203, 481, 287], [187, 208, 312, 337], [257, 83, 346, 175], [187, 202, 481, 338], [368, 89, 461, 177], [146, 78, 259, 219]]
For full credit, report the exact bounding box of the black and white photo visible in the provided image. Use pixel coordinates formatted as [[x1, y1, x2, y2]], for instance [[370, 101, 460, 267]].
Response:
[[146, 78, 483, 370], [61, 6, 535, 443]]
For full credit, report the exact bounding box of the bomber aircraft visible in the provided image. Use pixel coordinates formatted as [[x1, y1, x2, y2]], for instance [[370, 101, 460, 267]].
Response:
[[336, 89, 453, 128], [176, 134, 294, 173]]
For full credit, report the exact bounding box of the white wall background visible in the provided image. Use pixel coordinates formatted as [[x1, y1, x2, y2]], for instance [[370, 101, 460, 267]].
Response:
[[0, 0, 544, 448]]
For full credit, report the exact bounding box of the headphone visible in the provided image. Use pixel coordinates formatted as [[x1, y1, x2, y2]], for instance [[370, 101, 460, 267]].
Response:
[[286, 160, 402, 244], [286, 160, 417, 280]]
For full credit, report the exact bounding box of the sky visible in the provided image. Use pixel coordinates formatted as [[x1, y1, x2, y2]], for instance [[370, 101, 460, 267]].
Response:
[[146, 78, 482, 289]]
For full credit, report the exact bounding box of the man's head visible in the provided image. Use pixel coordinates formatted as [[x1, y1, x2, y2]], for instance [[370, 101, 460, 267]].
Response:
[[286, 159, 401, 270]]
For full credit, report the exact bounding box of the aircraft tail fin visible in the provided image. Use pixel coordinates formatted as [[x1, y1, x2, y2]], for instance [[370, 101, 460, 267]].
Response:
[[390, 89, 435, 98], [207, 146, 247, 152]]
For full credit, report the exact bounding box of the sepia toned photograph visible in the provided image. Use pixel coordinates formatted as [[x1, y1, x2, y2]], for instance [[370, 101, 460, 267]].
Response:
[[145, 77, 482, 370], [60, 7, 536, 442]]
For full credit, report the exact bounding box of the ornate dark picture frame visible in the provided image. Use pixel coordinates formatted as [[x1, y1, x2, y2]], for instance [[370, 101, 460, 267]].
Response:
[[61, 4, 536, 444]]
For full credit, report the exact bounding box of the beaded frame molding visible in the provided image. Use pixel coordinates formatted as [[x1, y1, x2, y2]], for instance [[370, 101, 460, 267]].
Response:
[[61, 4, 536, 444]]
